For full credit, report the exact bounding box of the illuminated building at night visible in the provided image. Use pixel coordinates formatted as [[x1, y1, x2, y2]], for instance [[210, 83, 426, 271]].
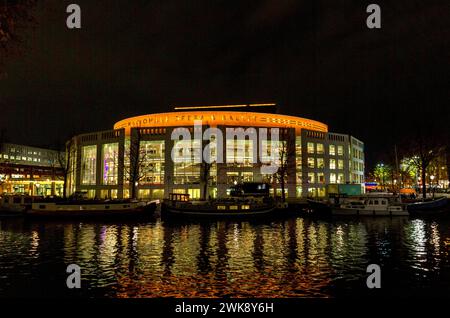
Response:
[[66, 104, 365, 200], [0, 143, 64, 196]]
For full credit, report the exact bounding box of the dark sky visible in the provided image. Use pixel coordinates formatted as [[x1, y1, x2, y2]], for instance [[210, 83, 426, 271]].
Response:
[[0, 0, 449, 168]]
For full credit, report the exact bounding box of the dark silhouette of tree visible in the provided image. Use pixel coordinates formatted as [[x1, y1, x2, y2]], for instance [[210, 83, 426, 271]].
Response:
[[200, 160, 215, 200], [0, 0, 38, 75], [406, 131, 445, 200], [52, 138, 76, 199], [124, 129, 152, 200], [274, 128, 295, 202]]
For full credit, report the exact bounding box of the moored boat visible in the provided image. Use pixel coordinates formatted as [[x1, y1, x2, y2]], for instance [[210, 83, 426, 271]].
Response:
[[162, 193, 278, 218], [25, 200, 157, 218], [332, 196, 409, 216], [407, 197, 448, 216], [0, 195, 37, 216], [306, 199, 331, 215]]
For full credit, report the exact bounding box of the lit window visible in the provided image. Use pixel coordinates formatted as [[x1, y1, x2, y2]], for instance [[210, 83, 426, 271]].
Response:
[[296, 186, 302, 198], [307, 157, 315, 168], [317, 187, 326, 197], [337, 146, 344, 156], [330, 173, 336, 183], [317, 143, 324, 155], [307, 142, 315, 154], [136, 140, 165, 185], [308, 188, 317, 197], [338, 160, 344, 170], [317, 172, 325, 184], [81, 145, 97, 185], [102, 143, 119, 185], [317, 158, 324, 168], [329, 145, 336, 156], [242, 172, 253, 182], [308, 172, 315, 183], [338, 173, 345, 184], [329, 159, 336, 169]]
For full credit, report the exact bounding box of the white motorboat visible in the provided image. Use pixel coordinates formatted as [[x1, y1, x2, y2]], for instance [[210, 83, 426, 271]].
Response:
[[332, 196, 408, 216]]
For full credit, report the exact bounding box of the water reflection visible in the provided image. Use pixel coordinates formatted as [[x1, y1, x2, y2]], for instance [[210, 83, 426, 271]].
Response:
[[0, 216, 449, 298]]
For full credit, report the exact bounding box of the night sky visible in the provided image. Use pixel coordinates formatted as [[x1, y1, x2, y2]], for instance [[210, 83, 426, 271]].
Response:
[[0, 0, 449, 169]]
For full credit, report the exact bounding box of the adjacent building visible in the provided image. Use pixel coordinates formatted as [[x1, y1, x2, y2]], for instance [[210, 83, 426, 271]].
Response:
[[66, 104, 365, 200], [0, 143, 64, 196]]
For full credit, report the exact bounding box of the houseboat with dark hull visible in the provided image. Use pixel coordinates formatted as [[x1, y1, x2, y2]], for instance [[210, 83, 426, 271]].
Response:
[[162, 183, 283, 219], [162, 193, 278, 219], [0, 195, 157, 218], [407, 197, 449, 216], [26, 200, 157, 218]]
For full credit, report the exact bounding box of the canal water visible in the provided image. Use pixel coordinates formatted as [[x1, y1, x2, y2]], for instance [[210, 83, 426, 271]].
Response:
[[0, 216, 449, 298]]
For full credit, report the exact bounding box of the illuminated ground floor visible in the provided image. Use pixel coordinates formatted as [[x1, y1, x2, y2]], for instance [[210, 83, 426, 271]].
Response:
[[0, 163, 64, 196]]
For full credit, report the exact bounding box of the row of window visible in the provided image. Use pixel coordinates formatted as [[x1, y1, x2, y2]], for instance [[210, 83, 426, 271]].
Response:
[[306, 157, 345, 169], [81, 141, 167, 186], [307, 142, 345, 156], [306, 172, 345, 184], [0, 154, 44, 163], [352, 160, 365, 172], [8, 148, 42, 156], [78, 140, 363, 186], [352, 148, 364, 160], [351, 174, 365, 184]]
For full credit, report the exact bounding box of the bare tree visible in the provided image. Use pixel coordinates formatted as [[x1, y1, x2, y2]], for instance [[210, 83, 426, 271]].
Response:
[[124, 129, 152, 200], [0, 0, 38, 75], [51, 138, 76, 199], [200, 161, 215, 200], [274, 128, 295, 202], [407, 134, 444, 200]]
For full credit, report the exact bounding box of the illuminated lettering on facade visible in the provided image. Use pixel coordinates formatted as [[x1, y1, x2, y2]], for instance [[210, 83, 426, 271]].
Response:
[[114, 111, 328, 135]]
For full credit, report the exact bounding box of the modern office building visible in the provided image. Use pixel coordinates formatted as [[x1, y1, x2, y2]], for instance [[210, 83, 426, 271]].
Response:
[[66, 104, 365, 200], [0, 143, 64, 196]]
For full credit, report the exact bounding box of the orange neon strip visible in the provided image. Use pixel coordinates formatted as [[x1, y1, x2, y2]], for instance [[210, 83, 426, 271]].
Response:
[[114, 111, 328, 135]]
